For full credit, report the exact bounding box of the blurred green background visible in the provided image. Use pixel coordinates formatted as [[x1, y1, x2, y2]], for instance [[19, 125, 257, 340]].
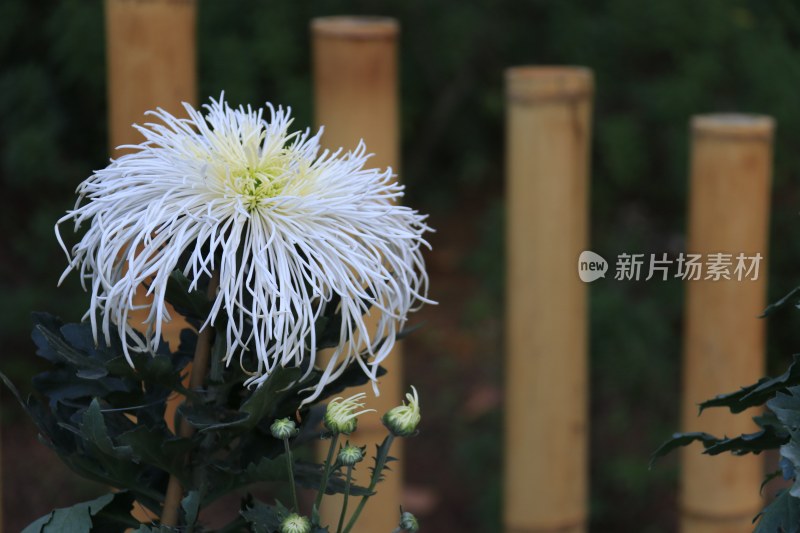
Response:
[[3, 0, 800, 531]]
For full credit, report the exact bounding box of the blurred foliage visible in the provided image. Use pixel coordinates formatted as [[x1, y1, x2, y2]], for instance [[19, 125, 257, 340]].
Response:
[[4, 0, 800, 531]]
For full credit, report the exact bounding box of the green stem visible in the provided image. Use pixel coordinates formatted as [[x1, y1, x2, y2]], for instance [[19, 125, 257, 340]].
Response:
[[342, 434, 395, 533], [336, 465, 353, 533], [314, 434, 339, 510], [283, 437, 300, 512], [161, 271, 220, 527]]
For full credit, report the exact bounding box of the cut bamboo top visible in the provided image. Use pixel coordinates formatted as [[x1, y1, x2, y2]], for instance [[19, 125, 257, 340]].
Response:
[[506, 66, 593, 104], [692, 113, 775, 142], [311, 16, 398, 39]]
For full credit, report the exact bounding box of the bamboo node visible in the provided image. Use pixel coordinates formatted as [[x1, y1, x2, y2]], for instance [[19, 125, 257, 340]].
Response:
[[506, 66, 594, 105], [692, 113, 774, 142], [312, 16, 398, 40]]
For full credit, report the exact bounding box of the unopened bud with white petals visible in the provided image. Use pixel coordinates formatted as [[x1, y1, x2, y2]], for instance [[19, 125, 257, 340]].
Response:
[[324, 392, 375, 435], [383, 386, 421, 437]]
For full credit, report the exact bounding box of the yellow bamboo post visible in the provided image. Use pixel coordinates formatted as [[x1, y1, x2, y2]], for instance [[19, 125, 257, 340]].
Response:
[[504, 67, 593, 533], [105, 0, 196, 522], [105, 0, 196, 354], [311, 16, 401, 533], [106, 0, 197, 156], [680, 114, 774, 533]]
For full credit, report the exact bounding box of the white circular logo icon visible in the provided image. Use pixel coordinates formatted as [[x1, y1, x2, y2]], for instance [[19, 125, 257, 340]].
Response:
[[578, 251, 608, 282]]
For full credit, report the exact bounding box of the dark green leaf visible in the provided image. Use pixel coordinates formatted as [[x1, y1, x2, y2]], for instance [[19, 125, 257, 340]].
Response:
[[80, 399, 133, 459], [293, 405, 325, 446], [783, 456, 797, 481], [21, 492, 115, 533], [703, 428, 789, 456], [769, 386, 800, 430], [75, 367, 108, 380], [182, 490, 201, 527], [395, 323, 424, 341], [650, 432, 720, 468], [86, 491, 139, 530], [130, 526, 161, 533], [368, 435, 397, 485], [105, 353, 192, 397], [755, 411, 785, 431], [33, 368, 129, 406], [762, 469, 784, 494], [165, 270, 213, 321], [779, 437, 800, 498], [117, 425, 193, 482], [302, 364, 387, 406], [754, 489, 800, 533], [242, 456, 286, 483], [178, 402, 248, 432], [700, 355, 800, 414], [237, 367, 303, 430], [0, 370, 26, 408], [761, 286, 800, 318], [293, 461, 372, 497], [31, 320, 101, 370], [209, 323, 227, 383], [29, 313, 67, 362], [241, 499, 284, 533]]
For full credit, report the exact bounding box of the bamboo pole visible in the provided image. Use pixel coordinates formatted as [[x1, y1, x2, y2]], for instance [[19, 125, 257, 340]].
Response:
[[504, 67, 593, 533], [311, 16, 401, 533], [105, 0, 196, 523], [106, 0, 197, 155], [680, 114, 774, 533], [105, 0, 196, 355]]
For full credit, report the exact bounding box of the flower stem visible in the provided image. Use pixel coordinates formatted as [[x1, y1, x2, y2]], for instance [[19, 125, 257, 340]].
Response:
[[160, 271, 220, 528], [336, 465, 353, 533], [314, 434, 339, 511], [284, 437, 300, 512], [342, 434, 395, 533]]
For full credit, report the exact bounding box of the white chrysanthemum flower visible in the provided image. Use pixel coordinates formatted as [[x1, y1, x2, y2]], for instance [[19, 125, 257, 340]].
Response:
[[56, 96, 431, 401]]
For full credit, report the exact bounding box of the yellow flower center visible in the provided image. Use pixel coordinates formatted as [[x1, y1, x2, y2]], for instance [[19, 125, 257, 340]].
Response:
[[231, 163, 287, 210]]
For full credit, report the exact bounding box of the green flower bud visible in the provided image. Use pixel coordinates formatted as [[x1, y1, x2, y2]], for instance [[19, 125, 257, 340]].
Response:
[[324, 392, 375, 435], [399, 510, 419, 532], [280, 513, 311, 533], [382, 386, 421, 437], [338, 443, 365, 466], [270, 418, 298, 440]]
